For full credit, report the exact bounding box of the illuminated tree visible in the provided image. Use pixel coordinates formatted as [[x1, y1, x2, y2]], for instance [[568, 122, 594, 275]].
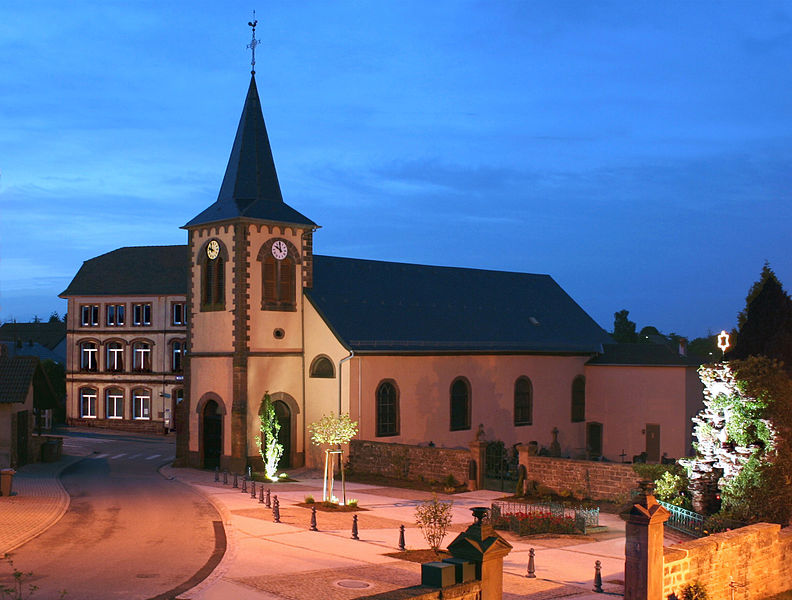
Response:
[[309, 413, 358, 503], [683, 357, 792, 524], [256, 393, 283, 481]]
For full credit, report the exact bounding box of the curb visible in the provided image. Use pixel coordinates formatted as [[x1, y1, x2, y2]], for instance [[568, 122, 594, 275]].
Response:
[[159, 465, 238, 599]]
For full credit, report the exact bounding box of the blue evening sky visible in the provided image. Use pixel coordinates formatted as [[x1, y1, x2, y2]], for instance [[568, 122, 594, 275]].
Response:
[[1, 1, 791, 339]]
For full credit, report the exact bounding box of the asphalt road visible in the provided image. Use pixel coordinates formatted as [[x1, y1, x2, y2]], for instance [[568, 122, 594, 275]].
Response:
[[7, 432, 223, 600]]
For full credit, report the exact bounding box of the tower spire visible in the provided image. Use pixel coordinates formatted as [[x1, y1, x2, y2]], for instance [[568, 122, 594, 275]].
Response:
[[247, 12, 260, 75]]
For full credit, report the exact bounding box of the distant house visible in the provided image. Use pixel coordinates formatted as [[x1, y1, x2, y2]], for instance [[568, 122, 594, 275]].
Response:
[[0, 355, 59, 467], [0, 321, 66, 365]]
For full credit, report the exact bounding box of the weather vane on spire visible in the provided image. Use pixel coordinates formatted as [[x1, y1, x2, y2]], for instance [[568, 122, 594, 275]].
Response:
[[247, 12, 260, 75]]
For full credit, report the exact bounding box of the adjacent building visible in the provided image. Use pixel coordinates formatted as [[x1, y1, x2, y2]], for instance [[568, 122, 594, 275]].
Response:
[[60, 247, 188, 433]]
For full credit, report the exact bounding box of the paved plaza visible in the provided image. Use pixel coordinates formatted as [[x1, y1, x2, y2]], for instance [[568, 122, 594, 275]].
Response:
[[0, 433, 634, 599]]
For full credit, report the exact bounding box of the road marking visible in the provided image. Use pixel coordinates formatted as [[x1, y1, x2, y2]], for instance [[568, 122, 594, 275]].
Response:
[[145, 454, 161, 460], [95, 453, 110, 459], [127, 454, 141, 459], [111, 453, 126, 459]]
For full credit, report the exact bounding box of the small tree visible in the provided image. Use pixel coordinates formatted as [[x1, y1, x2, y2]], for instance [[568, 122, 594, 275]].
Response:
[[309, 413, 358, 503], [256, 393, 283, 481], [415, 495, 453, 553]]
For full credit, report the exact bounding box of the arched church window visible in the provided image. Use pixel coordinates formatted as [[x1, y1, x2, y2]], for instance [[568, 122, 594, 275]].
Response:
[[450, 377, 471, 431], [376, 380, 399, 437], [514, 376, 533, 426], [309, 356, 335, 378], [571, 375, 586, 423]]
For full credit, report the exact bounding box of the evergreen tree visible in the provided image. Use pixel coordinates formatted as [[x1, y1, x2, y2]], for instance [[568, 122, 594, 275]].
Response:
[[612, 309, 638, 343], [729, 263, 792, 371]]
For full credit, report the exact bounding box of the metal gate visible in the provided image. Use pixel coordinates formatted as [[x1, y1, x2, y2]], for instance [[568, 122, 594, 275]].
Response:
[[484, 441, 518, 491]]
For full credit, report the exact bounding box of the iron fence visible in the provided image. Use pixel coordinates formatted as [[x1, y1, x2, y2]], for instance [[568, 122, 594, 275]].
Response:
[[657, 500, 746, 538]]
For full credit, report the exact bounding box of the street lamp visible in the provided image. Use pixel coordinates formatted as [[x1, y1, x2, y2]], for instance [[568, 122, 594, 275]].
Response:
[[717, 330, 730, 359]]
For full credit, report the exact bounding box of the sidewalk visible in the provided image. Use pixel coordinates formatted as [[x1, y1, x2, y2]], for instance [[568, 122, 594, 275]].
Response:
[[0, 452, 87, 556], [164, 466, 626, 600]]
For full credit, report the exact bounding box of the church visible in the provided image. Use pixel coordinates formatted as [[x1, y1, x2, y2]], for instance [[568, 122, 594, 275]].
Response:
[[61, 72, 704, 473]]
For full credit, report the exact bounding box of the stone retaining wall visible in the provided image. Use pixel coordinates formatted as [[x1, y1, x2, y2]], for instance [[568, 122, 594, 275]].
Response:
[[517, 448, 640, 501], [663, 523, 792, 599], [359, 582, 481, 600], [349, 440, 469, 486], [68, 417, 164, 435]]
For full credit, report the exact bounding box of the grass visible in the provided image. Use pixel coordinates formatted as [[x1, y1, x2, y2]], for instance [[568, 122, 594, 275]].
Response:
[[296, 501, 366, 512], [385, 549, 451, 563]]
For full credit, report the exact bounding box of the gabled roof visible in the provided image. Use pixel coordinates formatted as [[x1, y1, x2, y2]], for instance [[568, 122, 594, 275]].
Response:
[[305, 255, 612, 353], [60, 246, 189, 297], [586, 343, 703, 367], [0, 356, 38, 404], [184, 76, 315, 229], [0, 322, 65, 350]]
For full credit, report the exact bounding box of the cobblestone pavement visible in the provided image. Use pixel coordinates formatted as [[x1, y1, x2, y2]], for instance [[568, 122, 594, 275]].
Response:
[[167, 466, 627, 600], [0, 453, 86, 555]]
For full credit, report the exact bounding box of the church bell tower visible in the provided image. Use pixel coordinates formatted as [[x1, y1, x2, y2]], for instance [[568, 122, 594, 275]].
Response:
[[176, 20, 317, 471]]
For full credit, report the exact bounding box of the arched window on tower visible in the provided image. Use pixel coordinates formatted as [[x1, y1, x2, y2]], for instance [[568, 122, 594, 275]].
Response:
[[260, 239, 298, 311], [201, 240, 225, 312], [571, 375, 586, 423], [263, 256, 296, 309], [376, 380, 399, 437], [514, 377, 533, 426]]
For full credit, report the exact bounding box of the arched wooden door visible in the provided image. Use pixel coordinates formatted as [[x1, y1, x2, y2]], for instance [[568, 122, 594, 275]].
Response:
[[202, 400, 222, 469], [274, 400, 291, 469]]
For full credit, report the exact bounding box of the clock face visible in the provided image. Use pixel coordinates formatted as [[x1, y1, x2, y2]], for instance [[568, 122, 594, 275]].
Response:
[[206, 240, 220, 260], [271, 240, 288, 260]]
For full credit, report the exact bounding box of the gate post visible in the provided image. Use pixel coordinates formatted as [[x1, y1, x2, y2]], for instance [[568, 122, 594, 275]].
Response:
[[623, 481, 669, 600], [469, 438, 486, 491]]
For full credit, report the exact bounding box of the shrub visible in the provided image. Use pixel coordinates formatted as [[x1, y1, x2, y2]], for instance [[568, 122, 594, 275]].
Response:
[[304, 495, 315, 504], [347, 499, 358, 508], [680, 580, 709, 600], [654, 471, 692, 509], [415, 494, 453, 552], [443, 474, 458, 488]]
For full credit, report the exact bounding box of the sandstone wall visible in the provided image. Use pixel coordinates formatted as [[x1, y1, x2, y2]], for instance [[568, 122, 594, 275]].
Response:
[[518, 448, 640, 501], [349, 440, 469, 486], [663, 523, 792, 599]]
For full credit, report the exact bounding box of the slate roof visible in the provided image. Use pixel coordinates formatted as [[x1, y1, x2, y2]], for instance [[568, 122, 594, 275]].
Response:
[[586, 343, 703, 367], [60, 246, 189, 297], [0, 356, 38, 404], [306, 255, 612, 353], [0, 322, 65, 350], [184, 76, 316, 229]]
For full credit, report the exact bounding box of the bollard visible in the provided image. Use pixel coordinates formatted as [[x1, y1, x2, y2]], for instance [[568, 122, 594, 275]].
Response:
[[352, 514, 359, 540], [310, 505, 318, 531], [233, 473, 238, 488], [251, 480, 257, 498], [398, 524, 406, 551], [223, 470, 228, 485], [259, 486, 265, 504], [526, 548, 536, 578], [266, 488, 271, 508], [214, 466, 220, 482], [273, 496, 281, 523], [593, 560, 603, 593], [241, 477, 247, 493]]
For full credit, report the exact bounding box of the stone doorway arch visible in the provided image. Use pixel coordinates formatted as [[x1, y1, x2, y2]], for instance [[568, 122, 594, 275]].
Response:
[[259, 392, 300, 469]]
